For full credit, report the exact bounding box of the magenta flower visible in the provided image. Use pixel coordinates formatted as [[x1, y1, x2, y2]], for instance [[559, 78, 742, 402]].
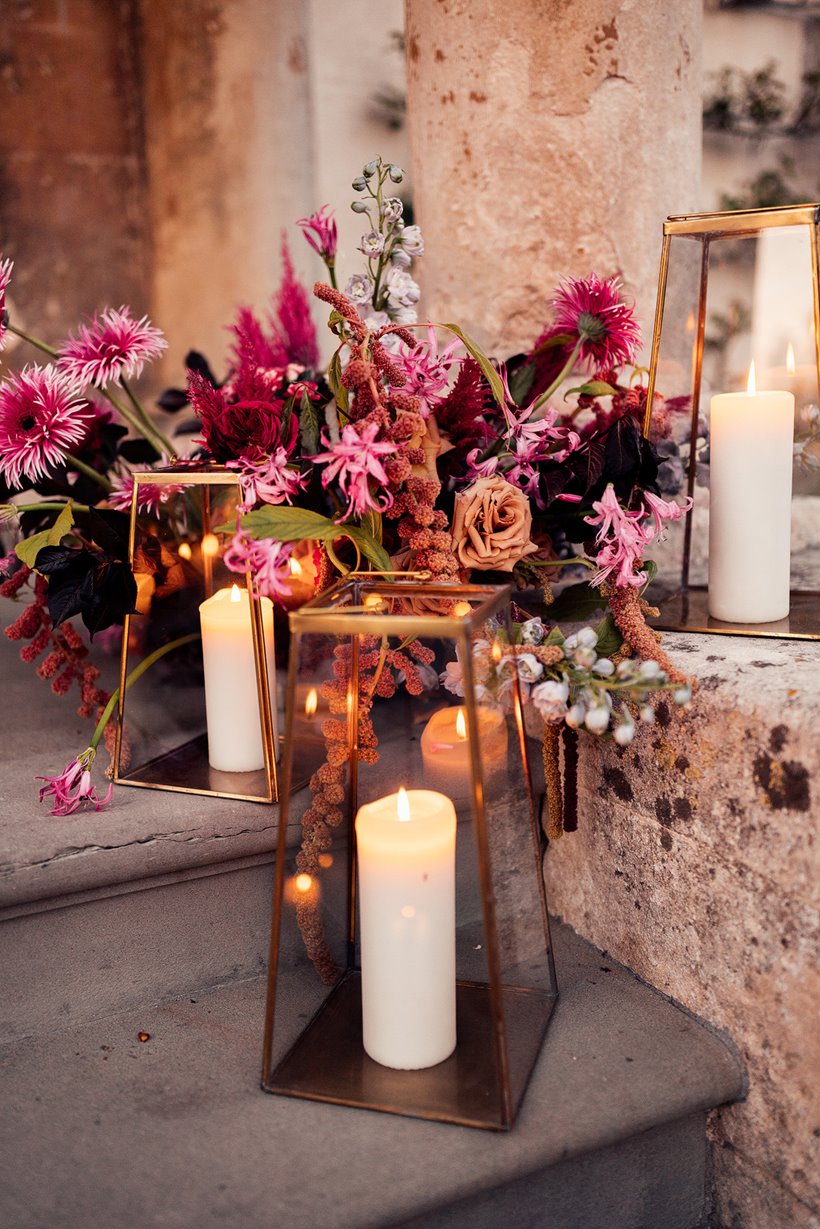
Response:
[[585, 484, 653, 588], [37, 747, 113, 817], [642, 489, 693, 536], [465, 448, 500, 480], [552, 274, 641, 371], [394, 327, 462, 415], [223, 532, 294, 601], [314, 421, 394, 521], [58, 306, 167, 386], [297, 205, 338, 262], [108, 465, 183, 517], [0, 257, 13, 352], [227, 447, 307, 512], [0, 364, 90, 488]]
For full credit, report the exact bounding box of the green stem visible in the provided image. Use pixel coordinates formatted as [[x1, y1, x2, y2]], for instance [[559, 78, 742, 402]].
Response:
[[120, 377, 176, 456], [531, 338, 584, 412], [65, 454, 112, 492], [2, 500, 90, 520], [6, 324, 59, 358], [527, 556, 595, 570], [90, 632, 201, 752], [100, 387, 170, 458]]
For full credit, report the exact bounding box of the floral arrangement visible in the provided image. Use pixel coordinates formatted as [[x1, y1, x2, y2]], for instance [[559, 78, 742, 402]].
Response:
[[0, 156, 694, 818]]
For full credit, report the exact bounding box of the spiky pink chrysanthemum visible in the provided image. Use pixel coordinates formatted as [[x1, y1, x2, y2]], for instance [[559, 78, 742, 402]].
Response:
[[552, 274, 641, 371], [0, 364, 90, 488], [58, 306, 167, 386], [0, 257, 13, 352]]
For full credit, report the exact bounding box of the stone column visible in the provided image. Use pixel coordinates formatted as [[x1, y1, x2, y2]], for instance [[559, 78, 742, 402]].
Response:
[[405, 0, 702, 356], [138, 0, 317, 383]]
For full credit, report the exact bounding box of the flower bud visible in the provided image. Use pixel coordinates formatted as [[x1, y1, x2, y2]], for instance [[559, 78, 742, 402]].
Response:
[[387, 164, 404, 182], [639, 704, 655, 724], [613, 722, 635, 747], [352, 176, 367, 192], [592, 658, 615, 676], [673, 684, 692, 706], [363, 160, 379, 178], [585, 706, 611, 734], [350, 200, 369, 214]]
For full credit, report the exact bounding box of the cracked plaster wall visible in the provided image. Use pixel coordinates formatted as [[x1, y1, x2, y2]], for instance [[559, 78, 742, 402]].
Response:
[[405, 0, 703, 357], [544, 634, 820, 1228]]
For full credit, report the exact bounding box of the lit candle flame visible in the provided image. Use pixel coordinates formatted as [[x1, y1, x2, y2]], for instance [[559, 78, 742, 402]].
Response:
[[455, 708, 467, 740], [201, 532, 219, 558], [747, 361, 757, 396], [491, 640, 503, 664], [305, 687, 318, 718], [452, 601, 472, 618], [178, 542, 192, 561], [787, 343, 796, 376], [294, 873, 313, 894], [230, 583, 242, 603], [289, 556, 303, 577], [397, 787, 411, 822]]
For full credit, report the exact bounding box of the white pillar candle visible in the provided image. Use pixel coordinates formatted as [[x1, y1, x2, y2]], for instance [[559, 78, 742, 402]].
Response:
[[198, 584, 278, 772], [355, 787, 456, 1070], [420, 705, 507, 800], [708, 364, 794, 623]]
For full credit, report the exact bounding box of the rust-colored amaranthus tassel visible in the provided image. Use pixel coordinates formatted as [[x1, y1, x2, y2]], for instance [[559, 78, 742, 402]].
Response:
[[604, 581, 691, 687], [542, 723, 563, 841]]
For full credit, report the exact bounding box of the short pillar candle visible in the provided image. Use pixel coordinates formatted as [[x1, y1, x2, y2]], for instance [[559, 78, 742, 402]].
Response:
[[198, 584, 278, 772], [355, 787, 456, 1070]]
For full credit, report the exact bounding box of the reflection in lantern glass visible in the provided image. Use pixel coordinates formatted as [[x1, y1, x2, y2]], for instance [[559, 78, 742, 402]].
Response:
[[290, 557, 303, 577], [401, 905, 416, 919], [201, 533, 219, 558], [491, 640, 503, 664], [318, 853, 334, 869], [295, 873, 313, 893], [305, 688, 318, 719], [452, 601, 472, 618], [455, 708, 467, 740], [178, 542, 192, 561]]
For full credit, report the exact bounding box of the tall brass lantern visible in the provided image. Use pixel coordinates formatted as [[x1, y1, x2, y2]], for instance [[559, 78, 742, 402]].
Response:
[[261, 578, 558, 1130], [644, 204, 820, 640]]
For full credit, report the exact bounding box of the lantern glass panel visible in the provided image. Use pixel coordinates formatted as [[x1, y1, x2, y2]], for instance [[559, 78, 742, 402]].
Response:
[[644, 206, 820, 639], [263, 579, 558, 1130], [114, 468, 278, 802]]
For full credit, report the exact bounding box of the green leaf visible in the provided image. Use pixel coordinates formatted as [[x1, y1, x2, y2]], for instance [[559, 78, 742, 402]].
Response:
[[564, 381, 619, 400], [438, 322, 507, 409], [360, 510, 382, 545], [546, 581, 607, 623], [223, 505, 393, 574], [15, 503, 75, 568], [327, 351, 349, 416], [530, 332, 575, 356], [544, 624, 565, 647], [594, 612, 623, 658], [508, 362, 536, 406]]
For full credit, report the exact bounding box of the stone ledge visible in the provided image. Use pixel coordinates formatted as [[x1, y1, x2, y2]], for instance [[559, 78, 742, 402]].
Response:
[[0, 922, 743, 1229]]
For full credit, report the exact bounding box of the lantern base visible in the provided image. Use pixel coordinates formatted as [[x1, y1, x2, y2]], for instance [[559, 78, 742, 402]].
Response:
[[263, 970, 556, 1130], [115, 733, 310, 802], [648, 585, 820, 641]]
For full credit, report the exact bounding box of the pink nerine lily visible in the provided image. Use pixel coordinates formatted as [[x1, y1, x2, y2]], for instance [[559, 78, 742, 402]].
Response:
[[37, 747, 113, 817], [585, 484, 653, 589], [224, 532, 294, 601], [314, 421, 394, 520], [227, 446, 307, 512]]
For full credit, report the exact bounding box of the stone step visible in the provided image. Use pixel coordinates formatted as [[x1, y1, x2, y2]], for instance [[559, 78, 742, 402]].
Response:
[[0, 920, 743, 1229]]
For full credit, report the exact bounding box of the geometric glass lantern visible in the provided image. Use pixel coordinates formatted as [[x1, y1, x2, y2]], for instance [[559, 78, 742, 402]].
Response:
[[644, 204, 820, 640], [261, 577, 558, 1130], [114, 464, 279, 803]]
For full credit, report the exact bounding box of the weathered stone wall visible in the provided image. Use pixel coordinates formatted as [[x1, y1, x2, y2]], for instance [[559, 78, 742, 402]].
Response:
[[0, 0, 149, 349], [545, 633, 820, 1228], [404, 0, 702, 357]]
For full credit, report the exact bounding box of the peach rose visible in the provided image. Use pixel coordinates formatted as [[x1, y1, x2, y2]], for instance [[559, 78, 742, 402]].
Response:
[[451, 475, 538, 572]]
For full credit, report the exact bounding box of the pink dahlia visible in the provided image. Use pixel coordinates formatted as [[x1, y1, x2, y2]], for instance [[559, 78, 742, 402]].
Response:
[[0, 364, 90, 488], [0, 257, 13, 352], [58, 306, 167, 386], [223, 532, 294, 601], [37, 747, 112, 817], [552, 274, 641, 371], [314, 421, 394, 521]]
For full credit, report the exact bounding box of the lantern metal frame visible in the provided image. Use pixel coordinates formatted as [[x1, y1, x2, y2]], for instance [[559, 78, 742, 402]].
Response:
[[113, 465, 279, 803], [261, 577, 558, 1131], [644, 203, 820, 641]]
